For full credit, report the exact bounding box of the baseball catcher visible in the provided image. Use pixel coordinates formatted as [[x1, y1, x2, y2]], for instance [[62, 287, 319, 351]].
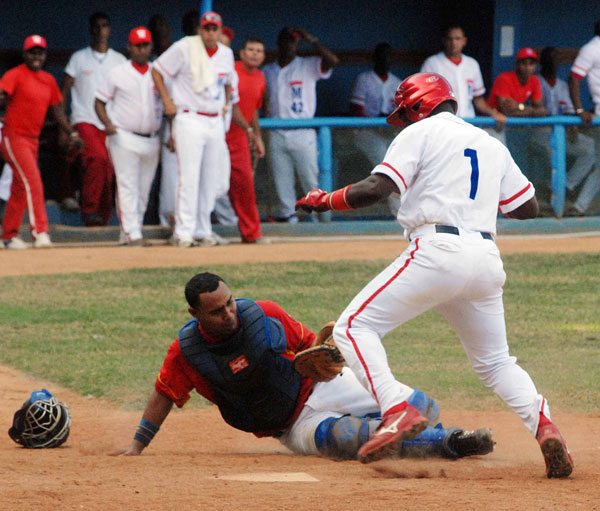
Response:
[[112, 272, 494, 462], [8, 388, 71, 448]]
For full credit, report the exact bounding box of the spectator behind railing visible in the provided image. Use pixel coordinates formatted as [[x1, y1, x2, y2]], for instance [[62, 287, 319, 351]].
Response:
[[420, 25, 506, 131], [538, 47, 599, 217], [62, 12, 126, 227], [0, 35, 82, 250], [263, 27, 339, 223]]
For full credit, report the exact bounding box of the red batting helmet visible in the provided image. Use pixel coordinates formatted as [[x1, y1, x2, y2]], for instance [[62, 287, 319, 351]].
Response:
[[386, 72, 457, 127]]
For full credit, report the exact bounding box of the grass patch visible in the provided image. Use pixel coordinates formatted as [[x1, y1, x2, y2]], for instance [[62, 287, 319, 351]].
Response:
[[0, 253, 598, 412]]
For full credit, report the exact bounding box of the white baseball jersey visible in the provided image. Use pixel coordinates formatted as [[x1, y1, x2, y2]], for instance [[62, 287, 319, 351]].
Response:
[[64, 47, 126, 129], [538, 75, 575, 115], [224, 70, 240, 133], [263, 56, 332, 122], [155, 39, 234, 114], [373, 112, 534, 235], [96, 62, 163, 134], [571, 35, 600, 114], [420, 52, 485, 118], [350, 70, 402, 116]]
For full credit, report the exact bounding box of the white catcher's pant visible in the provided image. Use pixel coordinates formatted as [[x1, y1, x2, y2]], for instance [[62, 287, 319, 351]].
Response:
[[333, 226, 546, 437], [172, 112, 227, 241], [107, 129, 160, 243], [278, 367, 384, 455]]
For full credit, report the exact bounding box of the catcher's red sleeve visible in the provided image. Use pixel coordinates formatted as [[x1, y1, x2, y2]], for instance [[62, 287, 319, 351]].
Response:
[[155, 300, 316, 431]]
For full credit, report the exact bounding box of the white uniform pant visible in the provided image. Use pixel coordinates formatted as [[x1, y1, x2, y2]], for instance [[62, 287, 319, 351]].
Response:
[[173, 113, 226, 241], [268, 129, 319, 219], [333, 227, 546, 436], [107, 130, 160, 243], [278, 367, 383, 455], [213, 147, 238, 226]]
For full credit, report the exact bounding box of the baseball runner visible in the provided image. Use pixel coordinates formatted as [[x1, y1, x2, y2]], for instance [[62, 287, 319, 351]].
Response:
[[263, 27, 339, 222], [296, 73, 574, 478], [0, 35, 82, 250], [112, 272, 494, 461], [95, 27, 162, 246], [152, 11, 234, 247], [62, 12, 126, 226]]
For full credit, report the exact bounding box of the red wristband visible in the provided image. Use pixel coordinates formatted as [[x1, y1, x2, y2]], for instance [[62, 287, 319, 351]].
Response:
[[327, 185, 354, 211]]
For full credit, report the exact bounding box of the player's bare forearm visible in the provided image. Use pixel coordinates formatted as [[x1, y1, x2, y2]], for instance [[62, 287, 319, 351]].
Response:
[[61, 74, 74, 110], [232, 104, 249, 130], [346, 174, 398, 208], [50, 103, 75, 136], [506, 196, 539, 219], [313, 41, 339, 71], [94, 99, 116, 135], [152, 68, 176, 118]]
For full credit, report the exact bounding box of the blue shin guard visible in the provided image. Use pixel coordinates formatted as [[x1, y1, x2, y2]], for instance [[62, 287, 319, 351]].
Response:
[[406, 388, 440, 423], [314, 415, 379, 460], [400, 423, 460, 458]]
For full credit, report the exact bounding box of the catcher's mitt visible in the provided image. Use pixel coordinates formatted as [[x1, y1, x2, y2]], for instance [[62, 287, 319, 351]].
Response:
[[294, 321, 345, 382]]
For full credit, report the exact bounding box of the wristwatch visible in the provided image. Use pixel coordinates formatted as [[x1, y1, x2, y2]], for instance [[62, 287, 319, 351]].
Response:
[[518, 103, 525, 112], [575, 108, 585, 114]]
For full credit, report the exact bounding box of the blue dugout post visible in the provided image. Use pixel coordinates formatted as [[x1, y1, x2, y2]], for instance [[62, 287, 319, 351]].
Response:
[[199, 0, 212, 14]]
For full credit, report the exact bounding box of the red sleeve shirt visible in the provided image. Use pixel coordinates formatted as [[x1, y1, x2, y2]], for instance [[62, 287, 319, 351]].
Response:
[[487, 71, 542, 110], [155, 300, 316, 436], [226, 61, 266, 142], [0, 64, 63, 137]]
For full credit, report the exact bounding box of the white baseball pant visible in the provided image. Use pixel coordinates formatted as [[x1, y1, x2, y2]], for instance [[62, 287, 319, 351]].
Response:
[[108, 129, 160, 243], [158, 120, 178, 228], [268, 129, 319, 219], [172, 112, 226, 241], [278, 367, 383, 455], [333, 226, 547, 436]]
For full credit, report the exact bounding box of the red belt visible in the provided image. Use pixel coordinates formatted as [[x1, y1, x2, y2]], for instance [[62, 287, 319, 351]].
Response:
[[182, 109, 218, 117]]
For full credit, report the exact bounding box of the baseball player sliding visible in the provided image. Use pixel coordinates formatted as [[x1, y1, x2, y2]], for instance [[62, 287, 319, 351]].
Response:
[[112, 272, 494, 461], [296, 73, 574, 478], [95, 27, 162, 246]]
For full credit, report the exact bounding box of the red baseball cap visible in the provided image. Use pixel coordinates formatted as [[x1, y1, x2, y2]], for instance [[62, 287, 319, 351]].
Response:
[[516, 47, 538, 61], [129, 26, 152, 45], [221, 26, 235, 41], [200, 11, 222, 27], [23, 34, 47, 51]]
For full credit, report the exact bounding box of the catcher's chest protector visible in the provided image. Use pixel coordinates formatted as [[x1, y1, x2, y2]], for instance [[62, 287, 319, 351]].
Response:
[[178, 299, 302, 433]]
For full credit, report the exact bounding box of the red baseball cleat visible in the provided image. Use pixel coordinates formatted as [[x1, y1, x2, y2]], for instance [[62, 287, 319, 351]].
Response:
[[537, 422, 574, 478], [357, 403, 428, 463]]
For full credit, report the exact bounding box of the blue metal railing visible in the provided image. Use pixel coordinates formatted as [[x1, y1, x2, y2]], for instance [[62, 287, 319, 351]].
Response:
[[260, 116, 600, 218]]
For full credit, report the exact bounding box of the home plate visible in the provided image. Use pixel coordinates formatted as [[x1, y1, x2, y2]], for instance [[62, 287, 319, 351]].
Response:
[[212, 472, 319, 482]]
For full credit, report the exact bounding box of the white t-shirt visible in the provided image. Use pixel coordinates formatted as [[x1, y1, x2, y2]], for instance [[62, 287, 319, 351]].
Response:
[[350, 70, 402, 116], [420, 52, 485, 118], [64, 47, 127, 129], [95, 61, 163, 134], [538, 75, 574, 115], [571, 35, 600, 115], [263, 56, 332, 120], [155, 39, 234, 114], [372, 112, 534, 234]]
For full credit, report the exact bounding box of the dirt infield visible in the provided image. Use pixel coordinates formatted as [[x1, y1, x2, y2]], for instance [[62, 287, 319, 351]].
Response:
[[1, 235, 599, 510]]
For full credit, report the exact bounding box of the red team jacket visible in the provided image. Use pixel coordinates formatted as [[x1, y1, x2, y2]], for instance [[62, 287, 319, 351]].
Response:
[[155, 300, 316, 437]]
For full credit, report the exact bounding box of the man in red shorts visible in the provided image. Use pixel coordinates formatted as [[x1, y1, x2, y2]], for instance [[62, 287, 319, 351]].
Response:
[[227, 36, 267, 243], [0, 35, 81, 249]]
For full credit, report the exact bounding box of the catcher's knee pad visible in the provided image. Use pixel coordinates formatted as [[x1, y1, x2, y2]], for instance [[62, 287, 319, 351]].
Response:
[[8, 388, 71, 448], [407, 388, 440, 423], [314, 415, 379, 460]]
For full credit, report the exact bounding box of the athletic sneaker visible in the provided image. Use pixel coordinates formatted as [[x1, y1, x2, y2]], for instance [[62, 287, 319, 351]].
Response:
[[168, 236, 198, 248], [208, 233, 230, 246], [446, 428, 494, 458], [2, 236, 31, 250], [357, 403, 428, 463], [537, 422, 574, 478], [33, 232, 53, 249]]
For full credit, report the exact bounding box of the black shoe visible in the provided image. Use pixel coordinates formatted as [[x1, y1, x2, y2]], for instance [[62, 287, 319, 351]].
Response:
[[445, 428, 494, 458], [82, 213, 104, 226]]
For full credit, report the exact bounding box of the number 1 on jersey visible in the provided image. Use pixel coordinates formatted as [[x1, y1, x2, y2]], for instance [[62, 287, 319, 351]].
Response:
[[464, 148, 479, 200]]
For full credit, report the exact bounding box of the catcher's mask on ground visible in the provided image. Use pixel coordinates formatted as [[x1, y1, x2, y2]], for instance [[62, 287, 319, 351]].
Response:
[[387, 72, 457, 128], [8, 388, 71, 448]]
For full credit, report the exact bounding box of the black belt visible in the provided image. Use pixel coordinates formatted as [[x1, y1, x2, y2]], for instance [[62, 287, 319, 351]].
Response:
[[434, 224, 494, 240], [132, 131, 158, 138]]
